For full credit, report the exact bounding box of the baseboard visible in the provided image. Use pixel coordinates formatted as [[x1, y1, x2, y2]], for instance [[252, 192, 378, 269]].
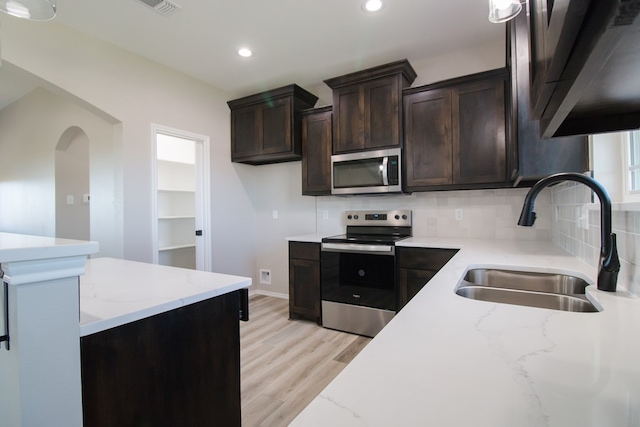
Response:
[[250, 289, 289, 300]]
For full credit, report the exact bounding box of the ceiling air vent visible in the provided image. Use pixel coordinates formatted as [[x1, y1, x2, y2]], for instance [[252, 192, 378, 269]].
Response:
[[136, 0, 181, 16]]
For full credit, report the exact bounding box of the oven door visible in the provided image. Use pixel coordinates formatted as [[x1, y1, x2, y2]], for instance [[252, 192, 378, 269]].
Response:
[[321, 246, 396, 311]]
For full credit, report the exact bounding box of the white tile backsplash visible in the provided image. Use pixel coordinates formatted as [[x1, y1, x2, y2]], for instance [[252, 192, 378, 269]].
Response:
[[551, 181, 639, 295], [316, 187, 549, 241]]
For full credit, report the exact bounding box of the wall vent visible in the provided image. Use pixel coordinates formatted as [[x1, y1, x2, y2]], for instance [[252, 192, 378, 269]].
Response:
[[136, 0, 181, 16]]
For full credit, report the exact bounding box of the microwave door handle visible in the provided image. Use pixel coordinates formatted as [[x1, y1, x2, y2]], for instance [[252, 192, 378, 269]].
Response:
[[382, 156, 389, 186]]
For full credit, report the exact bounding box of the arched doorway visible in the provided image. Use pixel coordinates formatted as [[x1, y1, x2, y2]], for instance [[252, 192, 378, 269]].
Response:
[[55, 126, 90, 241]]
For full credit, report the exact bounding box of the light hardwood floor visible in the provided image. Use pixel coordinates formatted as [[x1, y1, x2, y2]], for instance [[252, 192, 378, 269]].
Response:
[[240, 294, 370, 427]]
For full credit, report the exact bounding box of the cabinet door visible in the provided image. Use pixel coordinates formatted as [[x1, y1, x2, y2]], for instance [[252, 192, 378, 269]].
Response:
[[81, 291, 242, 426], [528, 0, 590, 119], [398, 268, 437, 310], [403, 88, 453, 189], [508, 10, 588, 182], [364, 76, 401, 150], [452, 76, 507, 185], [261, 97, 292, 155], [230, 105, 260, 160], [396, 247, 457, 309], [333, 85, 364, 153], [302, 109, 332, 195], [289, 242, 321, 324]]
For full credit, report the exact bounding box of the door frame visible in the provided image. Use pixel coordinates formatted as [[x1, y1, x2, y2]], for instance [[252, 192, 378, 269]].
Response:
[[150, 124, 212, 271]]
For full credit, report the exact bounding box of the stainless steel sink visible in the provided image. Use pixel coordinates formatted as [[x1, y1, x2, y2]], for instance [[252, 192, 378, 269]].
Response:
[[455, 268, 601, 313]]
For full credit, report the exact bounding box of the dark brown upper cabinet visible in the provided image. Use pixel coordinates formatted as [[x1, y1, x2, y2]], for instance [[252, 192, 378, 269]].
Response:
[[227, 85, 318, 165], [324, 60, 417, 154], [528, 0, 640, 138], [403, 69, 510, 191], [301, 106, 333, 196], [508, 9, 589, 185]]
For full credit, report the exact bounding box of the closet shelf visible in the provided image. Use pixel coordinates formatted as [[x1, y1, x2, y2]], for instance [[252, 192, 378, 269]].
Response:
[[159, 244, 196, 252], [158, 216, 196, 220]]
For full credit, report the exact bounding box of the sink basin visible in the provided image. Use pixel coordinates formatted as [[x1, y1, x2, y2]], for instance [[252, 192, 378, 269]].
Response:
[[455, 268, 601, 313]]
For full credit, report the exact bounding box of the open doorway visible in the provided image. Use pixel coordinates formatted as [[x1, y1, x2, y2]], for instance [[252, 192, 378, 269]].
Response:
[[152, 125, 211, 271], [55, 127, 90, 241]]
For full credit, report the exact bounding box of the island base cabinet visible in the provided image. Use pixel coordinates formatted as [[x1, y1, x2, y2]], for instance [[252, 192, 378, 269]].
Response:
[[80, 291, 242, 427]]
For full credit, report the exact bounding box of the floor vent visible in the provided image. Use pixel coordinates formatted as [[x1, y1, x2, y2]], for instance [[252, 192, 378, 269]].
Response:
[[136, 0, 181, 16]]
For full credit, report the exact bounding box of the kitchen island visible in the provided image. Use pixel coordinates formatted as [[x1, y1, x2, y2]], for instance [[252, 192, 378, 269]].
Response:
[[79, 257, 251, 426], [291, 238, 640, 426], [0, 232, 251, 427]]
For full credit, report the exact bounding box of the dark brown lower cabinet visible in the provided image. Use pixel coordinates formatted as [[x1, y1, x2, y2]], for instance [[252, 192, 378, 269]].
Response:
[[81, 290, 243, 427], [289, 241, 321, 324], [397, 247, 458, 310]]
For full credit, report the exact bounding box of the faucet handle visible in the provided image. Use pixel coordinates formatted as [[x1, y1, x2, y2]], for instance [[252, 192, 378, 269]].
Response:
[[598, 233, 620, 292]]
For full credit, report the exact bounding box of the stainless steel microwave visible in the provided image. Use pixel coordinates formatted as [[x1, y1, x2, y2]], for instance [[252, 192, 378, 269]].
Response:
[[331, 148, 402, 195]]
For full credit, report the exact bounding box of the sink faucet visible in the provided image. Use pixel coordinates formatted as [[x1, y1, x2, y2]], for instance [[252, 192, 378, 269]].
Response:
[[518, 172, 620, 292]]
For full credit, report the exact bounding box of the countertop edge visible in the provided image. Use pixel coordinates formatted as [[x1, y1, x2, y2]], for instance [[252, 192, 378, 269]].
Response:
[[79, 258, 251, 337]]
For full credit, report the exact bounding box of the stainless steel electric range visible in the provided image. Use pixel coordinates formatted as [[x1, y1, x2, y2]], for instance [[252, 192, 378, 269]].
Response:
[[321, 210, 412, 337]]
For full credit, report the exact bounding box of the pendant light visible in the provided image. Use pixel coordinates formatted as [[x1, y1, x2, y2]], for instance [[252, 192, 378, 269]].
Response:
[[0, 0, 56, 21], [488, 0, 522, 23]]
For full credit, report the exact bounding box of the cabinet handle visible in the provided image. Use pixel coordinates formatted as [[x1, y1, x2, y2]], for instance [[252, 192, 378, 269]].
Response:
[[1, 279, 9, 351], [239, 288, 249, 322]]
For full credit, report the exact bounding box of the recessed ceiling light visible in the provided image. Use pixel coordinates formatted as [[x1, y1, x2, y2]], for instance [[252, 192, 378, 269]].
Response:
[[363, 0, 383, 12], [238, 48, 253, 58]]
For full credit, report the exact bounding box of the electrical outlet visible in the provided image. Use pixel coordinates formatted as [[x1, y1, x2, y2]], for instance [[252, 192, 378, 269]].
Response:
[[455, 209, 463, 221], [272, 210, 278, 219], [579, 205, 590, 229], [259, 269, 271, 285], [323, 210, 329, 220], [66, 195, 74, 205]]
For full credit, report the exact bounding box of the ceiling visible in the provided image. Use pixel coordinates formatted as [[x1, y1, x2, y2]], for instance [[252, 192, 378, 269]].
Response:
[[0, 0, 505, 109]]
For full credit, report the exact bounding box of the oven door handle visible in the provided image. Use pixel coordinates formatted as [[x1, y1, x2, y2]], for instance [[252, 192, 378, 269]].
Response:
[[321, 243, 395, 255]]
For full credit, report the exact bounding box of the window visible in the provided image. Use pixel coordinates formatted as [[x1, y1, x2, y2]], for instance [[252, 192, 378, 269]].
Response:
[[620, 129, 640, 204], [627, 130, 640, 194], [589, 129, 640, 205]]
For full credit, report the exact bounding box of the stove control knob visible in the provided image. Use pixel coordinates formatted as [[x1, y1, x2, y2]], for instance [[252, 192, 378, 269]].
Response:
[[402, 214, 408, 220], [347, 215, 352, 220], [395, 214, 400, 220], [354, 214, 359, 220]]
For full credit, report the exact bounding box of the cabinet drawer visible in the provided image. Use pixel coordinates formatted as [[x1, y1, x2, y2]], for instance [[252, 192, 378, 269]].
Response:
[[289, 241, 320, 261], [396, 247, 457, 270]]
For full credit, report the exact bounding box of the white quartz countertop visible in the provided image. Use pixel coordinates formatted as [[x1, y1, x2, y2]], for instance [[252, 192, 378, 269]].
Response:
[[286, 234, 323, 243], [290, 237, 640, 427], [0, 232, 98, 264], [79, 258, 251, 336]]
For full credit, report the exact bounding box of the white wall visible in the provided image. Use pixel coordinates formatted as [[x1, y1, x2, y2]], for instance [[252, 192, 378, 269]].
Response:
[[0, 14, 256, 278], [55, 127, 90, 241], [0, 88, 121, 256]]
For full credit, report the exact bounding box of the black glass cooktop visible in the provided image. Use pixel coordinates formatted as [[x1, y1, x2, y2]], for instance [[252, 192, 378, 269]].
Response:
[[322, 225, 411, 245], [322, 234, 410, 244]]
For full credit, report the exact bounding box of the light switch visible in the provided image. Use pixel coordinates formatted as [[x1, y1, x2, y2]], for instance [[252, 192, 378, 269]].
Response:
[[66, 195, 74, 205], [272, 210, 278, 219], [83, 194, 90, 203]]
